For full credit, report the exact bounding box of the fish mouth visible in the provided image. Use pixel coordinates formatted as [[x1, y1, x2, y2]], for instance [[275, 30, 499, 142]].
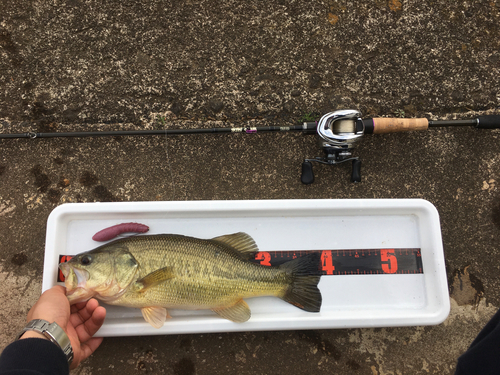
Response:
[[59, 263, 90, 291], [58, 264, 94, 303]]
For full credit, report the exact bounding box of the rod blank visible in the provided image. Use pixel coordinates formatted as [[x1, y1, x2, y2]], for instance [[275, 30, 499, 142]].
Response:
[[0, 124, 317, 140]]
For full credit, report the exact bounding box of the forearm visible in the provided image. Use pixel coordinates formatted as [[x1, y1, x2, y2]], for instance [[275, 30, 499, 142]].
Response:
[[0, 338, 69, 375]]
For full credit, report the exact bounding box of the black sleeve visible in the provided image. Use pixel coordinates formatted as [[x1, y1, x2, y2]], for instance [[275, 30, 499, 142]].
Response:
[[0, 338, 69, 375], [455, 309, 500, 375]]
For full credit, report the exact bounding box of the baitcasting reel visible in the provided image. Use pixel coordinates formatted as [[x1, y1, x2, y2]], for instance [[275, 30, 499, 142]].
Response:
[[301, 109, 364, 184]]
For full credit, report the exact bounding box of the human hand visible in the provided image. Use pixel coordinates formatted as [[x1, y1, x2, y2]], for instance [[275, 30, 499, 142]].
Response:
[[24, 285, 106, 369]]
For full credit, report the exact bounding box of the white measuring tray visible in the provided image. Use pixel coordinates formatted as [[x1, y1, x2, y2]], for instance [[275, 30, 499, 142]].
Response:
[[42, 199, 450, 336]]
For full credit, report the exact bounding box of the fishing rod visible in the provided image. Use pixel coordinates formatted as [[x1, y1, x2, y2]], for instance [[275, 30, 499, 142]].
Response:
[[1, 110, 499, 183]]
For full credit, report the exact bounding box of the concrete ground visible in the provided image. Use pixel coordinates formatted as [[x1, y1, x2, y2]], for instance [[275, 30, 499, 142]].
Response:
[[1, 0, 499, 373]]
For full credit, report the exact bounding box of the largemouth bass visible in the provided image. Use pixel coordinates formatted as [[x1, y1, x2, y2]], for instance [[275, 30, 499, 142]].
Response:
[[59, 232, 322, 328]]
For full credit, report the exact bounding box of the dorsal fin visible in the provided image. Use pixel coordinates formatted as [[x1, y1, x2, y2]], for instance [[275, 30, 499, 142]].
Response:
[[211, 232, 259, 259]]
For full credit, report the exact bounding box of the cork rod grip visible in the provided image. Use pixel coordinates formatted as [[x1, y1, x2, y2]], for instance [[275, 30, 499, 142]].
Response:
[[371, 118, 429, 134]]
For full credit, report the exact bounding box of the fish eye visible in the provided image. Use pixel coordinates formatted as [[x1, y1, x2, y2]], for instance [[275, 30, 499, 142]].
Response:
[[80, 255, 92, 265]]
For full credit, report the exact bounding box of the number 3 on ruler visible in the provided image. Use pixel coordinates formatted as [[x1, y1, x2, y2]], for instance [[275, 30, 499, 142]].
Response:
[[380, 249, 398, 274]]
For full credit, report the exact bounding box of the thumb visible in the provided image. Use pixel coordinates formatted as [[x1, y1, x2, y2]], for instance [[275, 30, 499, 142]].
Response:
[[27, 286, 70, 328]]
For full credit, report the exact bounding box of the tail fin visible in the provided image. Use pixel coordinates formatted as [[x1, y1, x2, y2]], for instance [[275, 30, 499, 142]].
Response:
[[279, 253, 322, 312]]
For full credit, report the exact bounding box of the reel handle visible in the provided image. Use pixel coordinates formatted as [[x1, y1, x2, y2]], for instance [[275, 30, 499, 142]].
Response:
[[363, 118, 429, 134], [301, 160, 361, 184]]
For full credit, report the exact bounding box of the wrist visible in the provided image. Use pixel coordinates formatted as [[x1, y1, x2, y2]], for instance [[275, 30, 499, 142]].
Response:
[[18, 330, 49, 340], [15, 319, 74, 365]]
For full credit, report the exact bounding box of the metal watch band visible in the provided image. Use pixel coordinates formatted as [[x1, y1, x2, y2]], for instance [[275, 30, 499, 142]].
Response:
[[15, 319, 73, 365]]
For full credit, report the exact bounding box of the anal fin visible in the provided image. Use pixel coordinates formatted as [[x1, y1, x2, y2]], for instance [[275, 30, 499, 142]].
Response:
[[212, 299, 251, 323], [141, 306, 169, 328]]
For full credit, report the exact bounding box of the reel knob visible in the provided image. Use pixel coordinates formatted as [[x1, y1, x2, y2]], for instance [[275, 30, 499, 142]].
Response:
[[351, 160, 361, 183], [301, 161, 315, 184]]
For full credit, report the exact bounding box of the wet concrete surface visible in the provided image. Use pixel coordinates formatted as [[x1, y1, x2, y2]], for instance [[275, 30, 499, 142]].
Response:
[[1, 0, 499, 374]]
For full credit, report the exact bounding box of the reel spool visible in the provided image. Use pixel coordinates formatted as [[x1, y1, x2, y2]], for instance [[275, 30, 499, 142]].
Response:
[[301, 109, 364, 184]]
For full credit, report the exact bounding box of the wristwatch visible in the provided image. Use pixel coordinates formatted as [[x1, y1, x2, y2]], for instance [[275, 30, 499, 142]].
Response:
[[16, 319, 73, 365]]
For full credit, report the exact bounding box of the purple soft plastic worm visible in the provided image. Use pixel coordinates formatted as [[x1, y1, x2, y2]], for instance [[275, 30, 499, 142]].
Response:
[[92, 222, 149, 241]]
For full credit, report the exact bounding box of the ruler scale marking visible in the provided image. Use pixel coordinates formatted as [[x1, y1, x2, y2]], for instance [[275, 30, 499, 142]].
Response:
[[249, 248, 423, 276], [57, 248, 423, 282]]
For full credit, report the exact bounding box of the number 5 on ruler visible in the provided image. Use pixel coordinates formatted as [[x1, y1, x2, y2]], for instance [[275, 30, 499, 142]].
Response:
[[380, 249, 398, 274]]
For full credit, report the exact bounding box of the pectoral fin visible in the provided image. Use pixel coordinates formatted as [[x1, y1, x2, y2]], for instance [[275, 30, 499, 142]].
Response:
[[137, 267, 175, 290], [212, 299, 251, 323], [141, 307, 170, 328]]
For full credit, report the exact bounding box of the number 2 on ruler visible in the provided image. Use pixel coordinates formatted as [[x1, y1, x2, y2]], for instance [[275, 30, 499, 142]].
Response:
[[255, 252, 271, 266]]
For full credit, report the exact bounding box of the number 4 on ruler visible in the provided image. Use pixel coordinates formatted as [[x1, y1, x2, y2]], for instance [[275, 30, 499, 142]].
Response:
[[321, 250, 335, 275]]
